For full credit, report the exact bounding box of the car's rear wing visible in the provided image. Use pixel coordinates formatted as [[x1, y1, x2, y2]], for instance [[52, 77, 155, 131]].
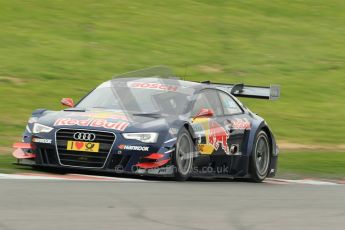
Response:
[[200, 81, 280, 100]]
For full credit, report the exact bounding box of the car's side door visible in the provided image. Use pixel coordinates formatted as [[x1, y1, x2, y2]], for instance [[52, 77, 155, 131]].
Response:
[[191, 89, 229, 155], [216, 90, 251, 155]]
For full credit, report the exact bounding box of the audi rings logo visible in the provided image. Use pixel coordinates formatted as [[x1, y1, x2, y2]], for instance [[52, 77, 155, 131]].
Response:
[[73, 132, 96, 142]]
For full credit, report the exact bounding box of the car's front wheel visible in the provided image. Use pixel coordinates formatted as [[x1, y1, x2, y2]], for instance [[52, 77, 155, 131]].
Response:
[[250, 130, 271, 182], [172, 128, 194, 181]]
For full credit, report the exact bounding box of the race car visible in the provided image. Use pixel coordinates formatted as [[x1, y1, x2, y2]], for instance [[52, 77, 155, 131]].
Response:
[[12, 66, 280, 181]]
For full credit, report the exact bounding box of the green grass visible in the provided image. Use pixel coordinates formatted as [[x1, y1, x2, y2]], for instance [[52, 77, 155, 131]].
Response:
[[1, 1, 345, 147], [1, 1, 345, 178], [0, 155, 36, 174], [277, 152, 345, 179]]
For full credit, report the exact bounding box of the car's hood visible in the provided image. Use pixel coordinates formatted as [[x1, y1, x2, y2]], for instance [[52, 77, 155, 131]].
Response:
[[36, 109, 181, 133]]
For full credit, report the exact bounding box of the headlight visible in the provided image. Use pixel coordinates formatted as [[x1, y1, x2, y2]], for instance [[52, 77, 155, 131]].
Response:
[[122, 132, 159, 143], [32, 123, 53, 134]]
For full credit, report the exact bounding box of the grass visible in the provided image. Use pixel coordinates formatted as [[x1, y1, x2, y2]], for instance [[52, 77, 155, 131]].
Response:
[[1, 0, 345, 147], [278, 152, 345, 180], [0, 154, 35, 174], [0, 1, 345, 177]]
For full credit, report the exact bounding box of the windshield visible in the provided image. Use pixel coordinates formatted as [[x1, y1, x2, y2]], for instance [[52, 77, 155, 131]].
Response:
[[76, 67, 196, 115]]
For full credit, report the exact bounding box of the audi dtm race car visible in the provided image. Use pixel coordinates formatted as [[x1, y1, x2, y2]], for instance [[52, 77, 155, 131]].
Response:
[[12, 67, 280, 181]]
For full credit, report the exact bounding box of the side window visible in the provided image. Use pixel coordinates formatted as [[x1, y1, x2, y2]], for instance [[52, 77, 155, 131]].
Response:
[[192, 90, 223, 116], [218, 91, 243, 115]]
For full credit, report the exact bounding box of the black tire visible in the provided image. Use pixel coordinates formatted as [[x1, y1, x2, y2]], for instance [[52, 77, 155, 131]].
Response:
[[249, 130, 271, 182], [172, 128, 194, 181]]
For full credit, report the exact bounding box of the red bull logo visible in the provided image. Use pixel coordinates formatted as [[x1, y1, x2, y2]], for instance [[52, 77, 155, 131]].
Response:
[[54, 118, 129, 131], [208, 120, 230, 155]]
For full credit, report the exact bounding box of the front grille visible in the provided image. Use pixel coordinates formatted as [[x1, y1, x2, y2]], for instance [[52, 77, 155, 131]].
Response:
[[108, 154, 132, 172], [56, 129, 116, 168], [37, 148, 58, 165]]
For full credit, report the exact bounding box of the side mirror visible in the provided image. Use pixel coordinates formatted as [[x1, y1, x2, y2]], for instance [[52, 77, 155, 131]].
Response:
[[194, 108, 214, 119], [61, 98, 74, 107]]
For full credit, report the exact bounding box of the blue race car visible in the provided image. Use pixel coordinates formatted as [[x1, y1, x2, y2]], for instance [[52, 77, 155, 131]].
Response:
[[13, 67, 280, 181]]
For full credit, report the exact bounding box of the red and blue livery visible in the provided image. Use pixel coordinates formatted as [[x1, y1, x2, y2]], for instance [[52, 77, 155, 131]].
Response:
[[12, 67, 280, 181]]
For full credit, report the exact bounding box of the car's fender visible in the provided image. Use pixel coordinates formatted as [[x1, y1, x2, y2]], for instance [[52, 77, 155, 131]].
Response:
[[245, 115, 278, 157]]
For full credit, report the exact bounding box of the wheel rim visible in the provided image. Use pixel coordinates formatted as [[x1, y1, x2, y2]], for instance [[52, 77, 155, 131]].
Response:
[[255, 135, 270, 176], [176, 133, 193, 175]]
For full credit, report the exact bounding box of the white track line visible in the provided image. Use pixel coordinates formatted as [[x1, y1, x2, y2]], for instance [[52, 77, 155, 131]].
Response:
[[265, 178, 342, 186]]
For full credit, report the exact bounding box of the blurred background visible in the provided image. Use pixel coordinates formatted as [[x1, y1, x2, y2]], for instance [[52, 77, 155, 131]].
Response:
[[1, 0, 344, 178]]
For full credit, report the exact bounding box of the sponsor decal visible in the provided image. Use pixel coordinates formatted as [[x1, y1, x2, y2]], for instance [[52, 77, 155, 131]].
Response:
[[32, 138, 52, 144], [129, 82, 178, 92], [118, 144, 150, 151], [192, 118, 214, 155], [192, 118, 231, 155], [54, 118, 129, 131], [68, 112, 128, 121], [229, 118, 251, 130], [208, 120, 230, 155], [67, 141, 99, 152]]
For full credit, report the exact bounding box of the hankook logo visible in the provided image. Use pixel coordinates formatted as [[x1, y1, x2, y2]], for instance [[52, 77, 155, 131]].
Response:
[[118, 145, 149, 151], [73, 132, 96, 142]]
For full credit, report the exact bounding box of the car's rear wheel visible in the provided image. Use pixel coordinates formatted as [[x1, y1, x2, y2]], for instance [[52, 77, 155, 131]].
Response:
[[172, 128, 194, 181], [250, 130, 271, 182]]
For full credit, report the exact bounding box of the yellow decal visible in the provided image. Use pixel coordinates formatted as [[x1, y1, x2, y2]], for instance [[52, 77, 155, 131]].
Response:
[[67, 141, 100, 153], [192, 117, 214, 155], [198, 144, 215, 155], [192, 117, 231, 155]]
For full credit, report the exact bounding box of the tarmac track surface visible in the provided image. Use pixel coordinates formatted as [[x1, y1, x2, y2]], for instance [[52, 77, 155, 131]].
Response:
[[1, 179, 345, 230]]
